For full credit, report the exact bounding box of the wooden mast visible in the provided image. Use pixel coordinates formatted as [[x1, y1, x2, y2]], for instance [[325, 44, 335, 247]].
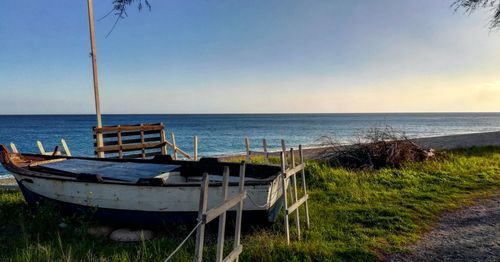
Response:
[[86, 0, 104, 157]]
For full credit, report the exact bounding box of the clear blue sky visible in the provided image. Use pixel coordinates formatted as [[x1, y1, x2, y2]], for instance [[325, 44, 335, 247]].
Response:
[[1, 0, 499, 114]]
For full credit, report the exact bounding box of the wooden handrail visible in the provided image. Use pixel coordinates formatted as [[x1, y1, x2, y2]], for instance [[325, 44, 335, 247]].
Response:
[[95, 142, 166, 153], [203, 192, 246, 224], [93, 124, 164, 133]]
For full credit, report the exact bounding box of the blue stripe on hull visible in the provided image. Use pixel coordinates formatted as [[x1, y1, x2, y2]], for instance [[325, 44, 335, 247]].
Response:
[[17, 180, 281, 227]]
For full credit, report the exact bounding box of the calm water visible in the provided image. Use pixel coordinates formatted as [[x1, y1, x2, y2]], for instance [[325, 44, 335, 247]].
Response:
[[1, 113, 500, 177]]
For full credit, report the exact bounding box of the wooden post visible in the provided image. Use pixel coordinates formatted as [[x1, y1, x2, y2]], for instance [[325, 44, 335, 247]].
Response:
[[140, 124, 146, 159], [9, 143, 18, 154], [216, 167, 230, 262], [171, 132, 177, 160], [86, 0, 104, 158], [160, 128, 167, 155], [263, 139, 269, 164], [192, 165, 246, 262], [60, 139, 71, 156], [195, 173, 209, 262], [117, 127, 123, 159], [291, 148, 300, 240], [194, 136, 198, 161], [52, 146, 61, 156], [37, 141, 46, 155], [299, 145, 310, 228], [245, 137, 251, 162], [280, 152, 290, 244], [282, 140, 294, 221], [234, 161, 245, 262], [281, 139, 287, 168]]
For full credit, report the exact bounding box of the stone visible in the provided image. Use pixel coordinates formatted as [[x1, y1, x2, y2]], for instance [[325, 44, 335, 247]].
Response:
[[88, 225, 114, 238], [109, 228, 154, 242]]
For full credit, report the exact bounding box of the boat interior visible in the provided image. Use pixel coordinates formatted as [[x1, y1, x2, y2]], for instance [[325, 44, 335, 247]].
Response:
[[0, 145, 282, 186]]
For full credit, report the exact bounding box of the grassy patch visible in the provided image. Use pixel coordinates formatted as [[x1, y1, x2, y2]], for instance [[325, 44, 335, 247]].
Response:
[[1, 146, 499, 261]]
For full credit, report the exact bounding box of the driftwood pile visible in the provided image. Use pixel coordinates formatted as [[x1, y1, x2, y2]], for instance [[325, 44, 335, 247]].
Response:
[[321, 127, 438, 169]]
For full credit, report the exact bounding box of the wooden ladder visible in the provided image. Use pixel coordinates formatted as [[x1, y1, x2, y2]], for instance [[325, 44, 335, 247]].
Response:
[[243, 138, 311, 244], [194, 162, 247, 262], [279, 143, 310, 244]]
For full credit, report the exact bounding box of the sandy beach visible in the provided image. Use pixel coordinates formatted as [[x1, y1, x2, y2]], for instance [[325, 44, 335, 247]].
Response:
[[413, 131, 500, 149], [218, 131, 500, 160]]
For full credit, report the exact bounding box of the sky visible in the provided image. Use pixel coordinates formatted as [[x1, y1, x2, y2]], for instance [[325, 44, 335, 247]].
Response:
[[1, 0, 500, 114]]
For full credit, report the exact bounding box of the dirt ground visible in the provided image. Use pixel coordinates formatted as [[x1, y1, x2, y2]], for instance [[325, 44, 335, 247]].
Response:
[[388, 192, 500, 262]]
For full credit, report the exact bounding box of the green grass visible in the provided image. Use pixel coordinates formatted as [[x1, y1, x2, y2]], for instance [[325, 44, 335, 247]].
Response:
[[1, 146, 500, 261]]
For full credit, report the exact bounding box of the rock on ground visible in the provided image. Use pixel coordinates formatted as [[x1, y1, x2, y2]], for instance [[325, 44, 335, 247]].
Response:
[[109, 228, 154, 242]]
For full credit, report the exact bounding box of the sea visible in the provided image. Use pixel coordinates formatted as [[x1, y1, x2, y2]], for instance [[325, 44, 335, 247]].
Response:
[[1, 113, 500, 178]]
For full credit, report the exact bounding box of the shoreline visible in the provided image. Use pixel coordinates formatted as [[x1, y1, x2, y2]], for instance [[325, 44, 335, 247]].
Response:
[[217, 131, 500, 160], [1, 131, 499, 186]]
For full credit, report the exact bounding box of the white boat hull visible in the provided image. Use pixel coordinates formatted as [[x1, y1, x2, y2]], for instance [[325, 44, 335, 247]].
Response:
[[13, 172, 283, 225]]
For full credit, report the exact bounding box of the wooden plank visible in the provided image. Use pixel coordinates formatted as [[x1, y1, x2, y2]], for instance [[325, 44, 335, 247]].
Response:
[[37, 141, 46, 155], [222, 244, 243, 262], [245, 137, 251, 162], [204, 192, 246, 224], [285, 163, 306, 178], [96, 133, 105, 158], [87, 0, 103, 159], [9, 143, 18, 154], [95, 142, 166, 153], [280, 152, 290, 245], [195, 173, 209, 262], [194, 136, 198, 161], [160, 129, 167, 155], [281, 139, 287, 168], [286, 194, 308, 215], [165, 134, 191, 160], [93, 136, 162, 147], [88, 0, 104, 159], [216, 167, 230, 262], [94, 130, 161, 139], [175, 147, 192, 160], [140, 124, 146, 159], [291, 148, 301, 240], [299, 145, 310, 228], [233, 162, 246, 262], [51, 146, 61, 156], [263, 139, 269, 164], [99, 122, 163, 128], [117, 128, 123, 159], [286, 160, 295, 239], [93, 124, 164, 133], [60, 139, 71, 156], [171, 132, 177, 160]]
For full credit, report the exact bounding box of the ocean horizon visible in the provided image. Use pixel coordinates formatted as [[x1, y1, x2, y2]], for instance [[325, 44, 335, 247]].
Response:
[[1, 113, 500, 177]]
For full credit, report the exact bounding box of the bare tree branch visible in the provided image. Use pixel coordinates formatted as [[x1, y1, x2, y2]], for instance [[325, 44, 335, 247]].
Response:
[[453, 0, 500, 28], [102, 0, 151, 38]]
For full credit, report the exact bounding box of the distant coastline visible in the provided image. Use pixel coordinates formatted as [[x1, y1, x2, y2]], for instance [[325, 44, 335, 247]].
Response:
[[0, 112, 500, 116], [0, 113, 499, 173]]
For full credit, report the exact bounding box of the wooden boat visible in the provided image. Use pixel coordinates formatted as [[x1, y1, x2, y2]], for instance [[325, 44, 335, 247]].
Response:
[[0, 145, 283, 226]]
